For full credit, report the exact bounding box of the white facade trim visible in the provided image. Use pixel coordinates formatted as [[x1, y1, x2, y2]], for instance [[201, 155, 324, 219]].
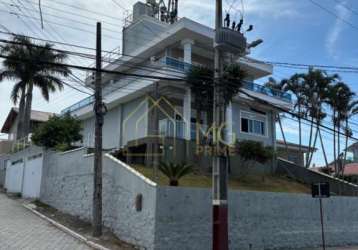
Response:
[[105, 153, 157, 187]]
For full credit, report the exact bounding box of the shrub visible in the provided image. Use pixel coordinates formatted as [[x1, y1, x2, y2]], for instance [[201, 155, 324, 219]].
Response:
[[31, 114, 82, 151], [159, 162, 193, 186], [234, 140, 275, 178]]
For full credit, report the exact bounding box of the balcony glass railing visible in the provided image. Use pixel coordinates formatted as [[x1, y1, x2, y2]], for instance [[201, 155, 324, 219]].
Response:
[[159, 119, 208, 140], [159, 56, 292, 103], [61, 95, 94, 115], [242, 81, 292, 103]]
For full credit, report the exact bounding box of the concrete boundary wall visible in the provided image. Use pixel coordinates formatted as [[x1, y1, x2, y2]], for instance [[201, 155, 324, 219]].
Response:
[[277, 158, 358, 196], [39, 149, 358, 250], [40, 148, 156, 249], [155, 187, 358, 250]]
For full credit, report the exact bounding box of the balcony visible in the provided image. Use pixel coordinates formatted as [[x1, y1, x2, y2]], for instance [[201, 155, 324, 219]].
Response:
[[242, 81, 292, 103], [159, 118, 208, 140], [159, 56, 292, 103], [61, 96, 94, 115]]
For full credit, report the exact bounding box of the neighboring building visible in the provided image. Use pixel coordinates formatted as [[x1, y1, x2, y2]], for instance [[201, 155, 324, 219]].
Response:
[[0, 108, 53, 170], [276, 140, 315, 167], [346, 142, 358, 162], [61, 1, 293, 168], [1, 107, 54, 142]]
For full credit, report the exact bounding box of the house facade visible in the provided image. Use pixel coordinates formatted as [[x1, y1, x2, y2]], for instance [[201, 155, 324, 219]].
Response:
[[61, 1, 293, 168]]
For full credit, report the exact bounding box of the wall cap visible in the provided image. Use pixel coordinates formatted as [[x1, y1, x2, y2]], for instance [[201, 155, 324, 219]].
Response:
[[105, 153, 157, 187]]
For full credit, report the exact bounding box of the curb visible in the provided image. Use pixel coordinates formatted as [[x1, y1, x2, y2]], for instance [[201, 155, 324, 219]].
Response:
[[23, 204, 111, 250]]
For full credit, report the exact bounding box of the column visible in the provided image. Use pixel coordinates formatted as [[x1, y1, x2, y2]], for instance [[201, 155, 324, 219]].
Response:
[[225, 102, 233, 144], [181, 39, 194, 64], [183, 88, 192, 140], [181, 39, 194, 141]]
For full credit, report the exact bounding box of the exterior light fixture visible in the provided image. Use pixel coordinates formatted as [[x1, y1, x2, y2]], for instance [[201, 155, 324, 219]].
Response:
[[247, 39, 263, 49]]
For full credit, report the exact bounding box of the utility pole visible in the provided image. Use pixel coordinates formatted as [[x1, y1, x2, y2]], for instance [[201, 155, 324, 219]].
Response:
[[93, 21, 103, 237], [153, 81, 159, 181], [213, 0, 229, 249]]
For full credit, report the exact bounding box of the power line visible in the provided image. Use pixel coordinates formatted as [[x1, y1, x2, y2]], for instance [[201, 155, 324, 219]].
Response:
[[0, 8, 120, 39], [0, 0, 121, 32], [10, 0, 119, 27], [333, 0, 358, 17], [0, 53, 186, 82], [110, 0, 128, 11], [0, 29, 121, 55], [308, 0, 358, 31], [28, 0, 122, 21]]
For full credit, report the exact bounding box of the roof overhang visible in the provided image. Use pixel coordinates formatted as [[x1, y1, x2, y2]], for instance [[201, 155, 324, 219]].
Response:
[[92, 17, 271, 85], [1, 108, 17, 133]]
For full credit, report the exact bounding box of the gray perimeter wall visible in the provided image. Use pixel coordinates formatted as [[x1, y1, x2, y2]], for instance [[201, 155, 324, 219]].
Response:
[[277, 158, 358, 196], [39, 148, 358, 250], [0, 154, 9, 186], [40, 148, 156, 249], [155, 187, 358, 250]]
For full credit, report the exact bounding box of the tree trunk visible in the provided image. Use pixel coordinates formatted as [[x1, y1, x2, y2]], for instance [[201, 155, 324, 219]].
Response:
[[307, 124, 319, 167], [342, 118, 349, 178], [306, 116, 315, 168], [298, 105, 302, 167], [23, 82, 34, 139], [318, 127, 329, 169], [170, 179, 179, 186], [337, 123, 341, 176], [16, 89, 26, 140], [195, 106, 202, 143], [333, 111, 337, 174], [278, 115, 289, 158]]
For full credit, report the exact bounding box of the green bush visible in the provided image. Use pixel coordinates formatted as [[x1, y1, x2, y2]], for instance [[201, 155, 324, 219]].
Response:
[[31, 114, 82, 151], [236, 140, 274, 163], [159, 162, 193, 186], [234, 140, 275, 178]]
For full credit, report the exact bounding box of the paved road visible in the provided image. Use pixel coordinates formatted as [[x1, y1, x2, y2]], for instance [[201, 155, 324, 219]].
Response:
[[0, 193, 91, 250]]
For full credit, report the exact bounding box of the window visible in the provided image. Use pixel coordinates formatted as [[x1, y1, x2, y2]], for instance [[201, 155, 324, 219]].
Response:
[[241, 111, 266, 136]]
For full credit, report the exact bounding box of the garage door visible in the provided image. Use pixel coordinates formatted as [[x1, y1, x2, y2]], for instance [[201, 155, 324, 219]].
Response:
[[5, 161, 24, 193], [22, 155, 43, 198]]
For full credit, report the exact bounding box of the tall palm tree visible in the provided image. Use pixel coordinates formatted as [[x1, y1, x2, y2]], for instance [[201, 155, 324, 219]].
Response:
[[326, 82, 351, 174], [298, 69, 338, 168], [186, 63, 245, 141], [280, 74, 306, 166], [0, 35, 70, 138], [329, 83, 358, 177]]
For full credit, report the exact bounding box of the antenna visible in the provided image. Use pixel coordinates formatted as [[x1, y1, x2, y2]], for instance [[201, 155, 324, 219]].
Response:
[[147, 0, 178, 24]]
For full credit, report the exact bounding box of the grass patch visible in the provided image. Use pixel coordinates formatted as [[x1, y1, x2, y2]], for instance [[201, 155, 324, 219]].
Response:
[[132, 165, 310, 194]]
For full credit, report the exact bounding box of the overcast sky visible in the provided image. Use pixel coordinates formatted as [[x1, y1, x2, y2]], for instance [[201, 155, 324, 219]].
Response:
[[1, 0, 358, 166]]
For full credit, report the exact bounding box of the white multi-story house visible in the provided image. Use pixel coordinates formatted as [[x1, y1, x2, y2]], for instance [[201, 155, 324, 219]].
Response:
[[61, 1, 293, 168]]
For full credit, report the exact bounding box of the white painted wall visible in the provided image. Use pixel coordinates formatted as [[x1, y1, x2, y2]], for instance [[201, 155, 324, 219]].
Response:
[[22, 155, 43, 198], [5, 161, 23, 193]]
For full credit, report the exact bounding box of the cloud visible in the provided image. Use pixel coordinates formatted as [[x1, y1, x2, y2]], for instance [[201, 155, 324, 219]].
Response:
[[326, 2, 351, 59]]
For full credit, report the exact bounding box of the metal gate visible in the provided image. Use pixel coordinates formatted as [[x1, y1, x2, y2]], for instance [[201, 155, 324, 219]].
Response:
[[5, 160, 24, 193], [22, 155, 43, 198]]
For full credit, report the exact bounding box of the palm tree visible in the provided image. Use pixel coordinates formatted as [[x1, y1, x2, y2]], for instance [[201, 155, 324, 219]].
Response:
[[186, 63, 246, 142], [158, 162, 193, 186], [0, 35, 70, 138], [329, 84, 358, 177], [296, 69, 338, 168], [186, 66, 214, 129], [326, 82, 351, 174], [280, 74, 306, 166]]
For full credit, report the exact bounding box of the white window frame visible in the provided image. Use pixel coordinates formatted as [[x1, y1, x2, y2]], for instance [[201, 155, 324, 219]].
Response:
[[240, 110, 268, 138]]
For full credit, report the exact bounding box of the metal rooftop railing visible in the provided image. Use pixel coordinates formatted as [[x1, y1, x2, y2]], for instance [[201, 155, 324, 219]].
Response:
[[160, 56, 292, 103]]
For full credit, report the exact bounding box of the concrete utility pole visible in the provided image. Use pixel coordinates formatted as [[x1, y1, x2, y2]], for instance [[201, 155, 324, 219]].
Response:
[[93, 22, 103, 237], [213, 0, 229, 249], [153, 81, 159, 181]]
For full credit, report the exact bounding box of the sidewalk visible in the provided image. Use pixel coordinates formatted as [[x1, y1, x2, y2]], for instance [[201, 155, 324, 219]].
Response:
[[0, 193, 91, 250]]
